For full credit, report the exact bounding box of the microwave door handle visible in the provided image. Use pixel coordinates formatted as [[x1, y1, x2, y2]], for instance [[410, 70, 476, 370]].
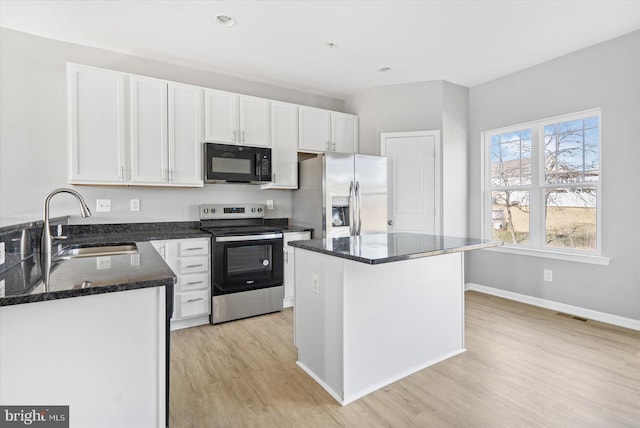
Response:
[[256, 153, 261, 178]]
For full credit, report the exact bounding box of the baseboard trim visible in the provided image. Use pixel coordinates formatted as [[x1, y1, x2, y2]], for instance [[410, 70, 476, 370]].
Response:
[[465, 283, 640, 331]]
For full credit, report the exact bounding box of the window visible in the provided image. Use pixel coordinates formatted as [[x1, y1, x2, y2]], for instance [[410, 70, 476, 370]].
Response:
[[483, 109, 601, 257]]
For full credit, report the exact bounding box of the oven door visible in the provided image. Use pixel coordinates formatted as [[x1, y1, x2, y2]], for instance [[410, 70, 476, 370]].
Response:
[[213, 233, 283, 295]]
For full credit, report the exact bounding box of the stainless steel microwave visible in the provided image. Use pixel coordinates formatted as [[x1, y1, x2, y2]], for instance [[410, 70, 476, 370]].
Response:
[[204, 143, 272, 184]]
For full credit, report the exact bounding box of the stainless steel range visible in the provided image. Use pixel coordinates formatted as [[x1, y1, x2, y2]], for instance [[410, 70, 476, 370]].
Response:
[[200, 204, 284, 324]]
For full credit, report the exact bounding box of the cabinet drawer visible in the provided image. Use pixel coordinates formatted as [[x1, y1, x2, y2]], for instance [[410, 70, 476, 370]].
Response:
[[178, 273, 209, 292], [177, 256, 208, 275], [178, 239, 209, 256], [178, 290, 209, 319]]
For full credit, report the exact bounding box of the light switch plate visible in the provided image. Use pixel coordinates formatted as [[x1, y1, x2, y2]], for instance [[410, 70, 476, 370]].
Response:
[[312, 274, 320, 294], [266, 199, 274, 210], [96, 199, 111, 212], [130, 199, 140, 212]]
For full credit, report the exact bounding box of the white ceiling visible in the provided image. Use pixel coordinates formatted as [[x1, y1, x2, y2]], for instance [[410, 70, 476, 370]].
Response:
[[1, 0, 640, 99]]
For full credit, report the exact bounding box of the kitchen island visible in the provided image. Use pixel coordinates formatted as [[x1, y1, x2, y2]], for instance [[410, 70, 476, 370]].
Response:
[[289, 233, 501, 405]]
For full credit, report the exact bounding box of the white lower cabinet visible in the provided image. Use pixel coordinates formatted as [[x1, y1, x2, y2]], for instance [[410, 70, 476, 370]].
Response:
[[283, 231, 311, 308], [152, 238, 211, 330]]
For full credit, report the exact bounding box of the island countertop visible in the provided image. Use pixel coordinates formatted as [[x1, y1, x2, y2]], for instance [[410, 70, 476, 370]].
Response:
[[288, 232, 502, 265]]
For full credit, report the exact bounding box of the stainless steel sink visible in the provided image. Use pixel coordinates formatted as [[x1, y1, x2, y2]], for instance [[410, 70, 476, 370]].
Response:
[[56, 243, 138, 259]]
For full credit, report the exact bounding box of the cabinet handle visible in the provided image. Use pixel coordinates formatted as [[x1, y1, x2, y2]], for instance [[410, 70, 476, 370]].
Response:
[[186, 264, 204, 268], [184, 247, 203, 251], [333, 142, 336, 151], [284, 251, 288, 263], [185, 281, 204, 286], [241, 130, 245, 143], [186, 297, 205, 303]]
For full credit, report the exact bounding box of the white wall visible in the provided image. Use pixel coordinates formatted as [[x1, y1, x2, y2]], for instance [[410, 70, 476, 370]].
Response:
[[466, 31, 640, 320], [346, 81, 443, 155], [347, 80, 469, 237], [0, 28, 345, 224]]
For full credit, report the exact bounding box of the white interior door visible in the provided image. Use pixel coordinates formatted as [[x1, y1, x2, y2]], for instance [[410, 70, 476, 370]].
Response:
[[381, 131, 441, 234]]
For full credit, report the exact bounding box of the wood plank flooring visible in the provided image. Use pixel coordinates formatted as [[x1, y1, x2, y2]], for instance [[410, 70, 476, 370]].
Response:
[[169, 291, 640, 427]]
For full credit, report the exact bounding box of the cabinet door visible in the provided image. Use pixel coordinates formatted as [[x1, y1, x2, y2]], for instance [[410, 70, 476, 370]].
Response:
[[168, 82, 204, 186], [130, 75, 168, 184], [283, 231, 311, 308], [68, 63, 128, 184], [332, 112, 359, 154], [204, 89, 238, 144], [299, 106, 331, 153], [262, 101, 298, 189], [239, 95, 271, 147]]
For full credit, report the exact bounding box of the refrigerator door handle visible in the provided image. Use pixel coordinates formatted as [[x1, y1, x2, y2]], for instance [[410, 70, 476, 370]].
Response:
[[355, 181, 362, 235], [349, 181, 355, 236]]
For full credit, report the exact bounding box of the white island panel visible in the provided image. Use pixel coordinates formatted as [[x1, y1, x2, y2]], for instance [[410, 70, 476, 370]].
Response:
[[343, 252, 464, 403], [294, 247, 466, 405]]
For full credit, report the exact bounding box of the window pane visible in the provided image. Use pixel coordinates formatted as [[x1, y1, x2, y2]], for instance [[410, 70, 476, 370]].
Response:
[[544, 117, 599, 184], [491, 130, 531, 186], [491, 190, 529, 244], [545, 187, 597, 251]]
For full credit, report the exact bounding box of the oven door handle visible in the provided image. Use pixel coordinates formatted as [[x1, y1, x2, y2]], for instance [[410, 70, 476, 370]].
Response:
[[215, 233, 283, 242]]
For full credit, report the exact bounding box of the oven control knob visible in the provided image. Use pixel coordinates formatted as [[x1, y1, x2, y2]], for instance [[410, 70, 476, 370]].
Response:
[[257, 208, 262, 212], [262, 259, 269, 266], [203, 208, 209, 214], [251, 208, 256, 212]]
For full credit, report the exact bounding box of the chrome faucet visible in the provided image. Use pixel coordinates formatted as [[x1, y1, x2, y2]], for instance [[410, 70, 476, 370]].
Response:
[[41, 188, 92, 255]]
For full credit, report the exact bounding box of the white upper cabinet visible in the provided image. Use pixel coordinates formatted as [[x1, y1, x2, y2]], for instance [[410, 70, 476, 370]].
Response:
[[331, 112, 359, 154], [168, 82, 204, 186], [68, 63, 128, 184], [298, 106, 331, 153], [68, 63, 357, 188], [130, 75, 168, 185], [239, 96, 271, 147], [130, 77, 204, 186], [69, 64, 203, 187], [204, 89, 271, 147], [261, 101, 298, 189], [299, 106, 358, 154], [203, 89, 238, 144]]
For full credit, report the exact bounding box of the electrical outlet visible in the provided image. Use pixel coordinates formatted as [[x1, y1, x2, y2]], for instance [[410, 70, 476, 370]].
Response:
[[266, 199, 274, 210], [312, 274, 320, 294], [130, 199, 140, 212], [544, 269, 553, 282], [96, 256, 111, 270], [96, 199, 111, 212], [0, 242, 5, 266]]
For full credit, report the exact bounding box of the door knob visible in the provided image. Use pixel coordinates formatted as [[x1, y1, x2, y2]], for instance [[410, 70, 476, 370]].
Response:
[[387, 219, 394, 225]]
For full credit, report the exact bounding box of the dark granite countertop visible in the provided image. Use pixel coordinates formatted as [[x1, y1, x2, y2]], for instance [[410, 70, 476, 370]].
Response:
[[0, 222, 208, 306], [0, 219, 307, 306], [0, 241, 176, 306], [288, 233, 502, 265]]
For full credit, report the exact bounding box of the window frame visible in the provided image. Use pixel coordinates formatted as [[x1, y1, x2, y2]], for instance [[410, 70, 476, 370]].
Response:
[[481, 109, 609, 265]]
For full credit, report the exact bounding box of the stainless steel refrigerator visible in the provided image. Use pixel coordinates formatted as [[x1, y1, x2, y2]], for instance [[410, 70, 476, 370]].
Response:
[[293, 153, 387, 239]]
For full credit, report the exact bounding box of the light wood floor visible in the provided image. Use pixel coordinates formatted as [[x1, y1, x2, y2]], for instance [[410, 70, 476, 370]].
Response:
[[169, 291, 640, 427]]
